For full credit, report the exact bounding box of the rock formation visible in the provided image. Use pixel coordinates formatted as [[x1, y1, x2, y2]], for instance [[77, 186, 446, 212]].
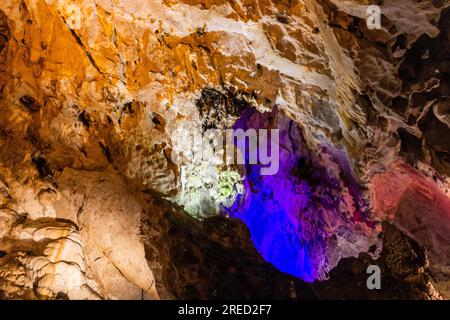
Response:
[[0, 0, 449, 299]]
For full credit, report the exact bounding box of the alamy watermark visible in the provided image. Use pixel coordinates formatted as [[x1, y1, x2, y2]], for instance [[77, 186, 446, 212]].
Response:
[[170, 125, 280, 176], [367, 5, 382, 30], [37, 1, 383, 32], [366, 265, 381, 290]]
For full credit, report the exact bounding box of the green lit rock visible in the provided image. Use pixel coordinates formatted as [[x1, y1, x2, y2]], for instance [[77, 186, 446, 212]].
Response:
[[211, 170, 244, 208], [174, 165, 243, 220]]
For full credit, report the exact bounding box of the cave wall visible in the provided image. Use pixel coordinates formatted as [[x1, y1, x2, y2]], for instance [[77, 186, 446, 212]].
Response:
[[0, 0, 449, 299]]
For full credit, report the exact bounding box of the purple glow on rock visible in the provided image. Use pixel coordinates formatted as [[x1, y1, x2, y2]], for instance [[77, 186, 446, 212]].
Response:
[[225, 107, 377, 281]]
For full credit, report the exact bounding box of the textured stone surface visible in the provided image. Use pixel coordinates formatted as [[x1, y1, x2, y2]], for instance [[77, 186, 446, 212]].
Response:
[[142, 197, 440, 300], [227, 107, 380, 281], [372, 161, 450, 298], [0, 167, 158, 299], [0, 0, 449, 299]]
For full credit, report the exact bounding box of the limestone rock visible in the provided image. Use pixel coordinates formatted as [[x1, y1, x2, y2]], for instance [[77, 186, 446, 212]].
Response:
[[0, 0, 449, 299]]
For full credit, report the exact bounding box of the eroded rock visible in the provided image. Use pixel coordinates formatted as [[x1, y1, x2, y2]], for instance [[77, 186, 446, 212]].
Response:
[[0, 0, 449, 300]]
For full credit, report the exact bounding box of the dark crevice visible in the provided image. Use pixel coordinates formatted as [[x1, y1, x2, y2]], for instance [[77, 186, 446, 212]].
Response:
[[62, 17, 103, 74], [19, 95, 41, 112], [398, 128, 424, 165], [78, 110, 91, 128], [31, 155, 53, 178], [196, 87, 253, 131], [99, 141, 114, 165]]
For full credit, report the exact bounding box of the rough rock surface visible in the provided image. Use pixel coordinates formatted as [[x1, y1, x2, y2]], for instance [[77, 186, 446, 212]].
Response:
[[142, 197, 440, 300], [0, 0, 449, 299]]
